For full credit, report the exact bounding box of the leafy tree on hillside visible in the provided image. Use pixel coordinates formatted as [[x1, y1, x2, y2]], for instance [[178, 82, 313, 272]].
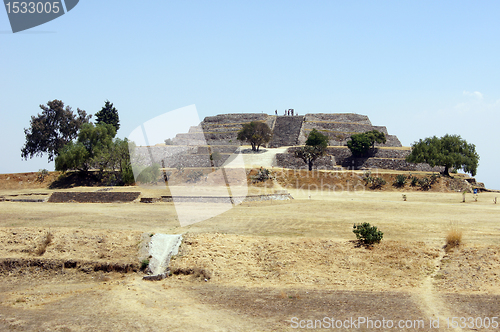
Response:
[[347, 130, 386, 157], [294, 129, 329, 171], [21, 100, 91, 162], [95, 100, 120, 133], [406, 134, 479, 176], [237, 121, 272, 151]]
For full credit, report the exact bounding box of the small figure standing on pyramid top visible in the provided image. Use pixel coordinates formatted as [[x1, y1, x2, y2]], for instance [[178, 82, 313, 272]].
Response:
[[275, 110, 278, 115]]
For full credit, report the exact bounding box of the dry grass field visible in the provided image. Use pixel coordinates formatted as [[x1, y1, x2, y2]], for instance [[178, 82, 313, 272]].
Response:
[[1, 170, 500, 331]]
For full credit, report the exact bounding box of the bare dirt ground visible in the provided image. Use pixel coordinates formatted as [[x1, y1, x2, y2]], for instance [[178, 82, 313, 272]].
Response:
[[1, 170, 500, 331]]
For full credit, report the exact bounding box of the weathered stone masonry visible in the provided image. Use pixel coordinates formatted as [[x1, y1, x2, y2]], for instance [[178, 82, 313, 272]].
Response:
[[132, 112, 437, 172]]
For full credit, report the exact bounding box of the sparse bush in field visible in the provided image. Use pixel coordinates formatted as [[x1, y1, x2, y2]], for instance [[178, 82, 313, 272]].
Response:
[[418, 177, 432, 190], [353, 222, 383, 245], [251, 167, 272, 182], [362, 171, 373, 185], [362, 171, 386, 189], [410, 176, 419, 187], [445, 229, 462, 252], [393, 174, 407, 187], [36, 169, 49, 182], [140, 259, 149, 270], [187, 170, 204, 183], [35, 231, 53, 256], [430, 173, 440, 184], [370, 177, 386, 189]]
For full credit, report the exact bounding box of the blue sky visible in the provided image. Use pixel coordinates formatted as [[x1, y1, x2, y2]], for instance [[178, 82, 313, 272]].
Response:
[[1, 1, 500, 188]]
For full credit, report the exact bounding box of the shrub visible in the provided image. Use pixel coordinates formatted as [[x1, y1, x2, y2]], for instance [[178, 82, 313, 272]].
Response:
[[140, 259, 149, 270], [36, 169, 49, 182], [35, 231, 53, 256], [430, 173, 440, 184], [362, 171, 373, 185], [410, 176, 419, 187], [370, 177, 386, 189], [445, 229, 462, 252], [362, 172, 386, 189], [418, 177, 431, 190], [251, 167, 272, 183], [393, 174, 407, 187], [353, 222, 383, 245], [164, 138, 174, 145]]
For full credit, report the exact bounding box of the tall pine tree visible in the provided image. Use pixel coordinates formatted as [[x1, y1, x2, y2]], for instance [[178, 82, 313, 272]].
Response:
[[95, 100, 120, 133]]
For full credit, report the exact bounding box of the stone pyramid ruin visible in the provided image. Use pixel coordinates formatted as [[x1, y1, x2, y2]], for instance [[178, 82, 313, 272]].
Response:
[[132, 113, 442, 172]]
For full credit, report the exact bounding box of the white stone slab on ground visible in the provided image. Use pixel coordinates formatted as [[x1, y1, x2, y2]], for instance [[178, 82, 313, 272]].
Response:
[[146, 234, 182, 279]]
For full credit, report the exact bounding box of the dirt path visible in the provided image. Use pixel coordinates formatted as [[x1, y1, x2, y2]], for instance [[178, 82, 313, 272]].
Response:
[[415, 250, 463, 332], [240, 146, 289, 168]]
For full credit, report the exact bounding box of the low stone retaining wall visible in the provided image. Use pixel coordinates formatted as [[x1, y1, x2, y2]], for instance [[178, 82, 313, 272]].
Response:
[[327, 147, 411, 160], [275, 153, 337, 170], [303, 121, 383, 134], [356, 158, 444, 172], [304, 113, 372, 125], [48, 192, 141, 203], [203, 113, 269, 124], [160, 193, 293, 203], [277, 147, 442, 172]]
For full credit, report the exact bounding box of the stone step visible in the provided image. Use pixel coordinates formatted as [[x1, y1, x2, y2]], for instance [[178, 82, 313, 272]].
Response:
[[269, 116, 305, 148]]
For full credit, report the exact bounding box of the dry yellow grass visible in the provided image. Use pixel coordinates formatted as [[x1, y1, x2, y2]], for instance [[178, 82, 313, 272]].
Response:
[[2, 183, 500, 331], [445, 228, 462, 252], [34, 231, 53, 256]]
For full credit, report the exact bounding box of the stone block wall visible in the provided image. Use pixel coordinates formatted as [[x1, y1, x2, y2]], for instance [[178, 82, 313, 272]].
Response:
[[302, 122, 381, 134], [326, 147, 411, 160], [48, 192, 141, 203], [133, 112, 411, 171], [203, 113, 269, 124], [278, 146, 443, 172], [304, 113, 371, 125], [354, 159, 444, 172], [275, 152, 337, 170]]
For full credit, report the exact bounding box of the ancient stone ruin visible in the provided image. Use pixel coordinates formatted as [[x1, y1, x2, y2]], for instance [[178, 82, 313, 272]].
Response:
[[132, 113, 442, 172]]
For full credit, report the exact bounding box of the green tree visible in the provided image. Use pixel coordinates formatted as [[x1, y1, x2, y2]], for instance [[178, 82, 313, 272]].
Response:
[[365, 130, 387, 148], [406, 134, 479, 176], [21, 100, 91, 162], [236, 121, 272, 151], [347, 130, 386, 157], [116, 139, 135, 185], [294, 129, 329, 171], [95, 100, 120, 133], [55, 123, 116, 173]]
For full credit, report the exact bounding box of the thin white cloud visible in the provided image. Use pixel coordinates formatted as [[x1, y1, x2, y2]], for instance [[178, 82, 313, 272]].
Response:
[[463, 90, 483, 100]]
